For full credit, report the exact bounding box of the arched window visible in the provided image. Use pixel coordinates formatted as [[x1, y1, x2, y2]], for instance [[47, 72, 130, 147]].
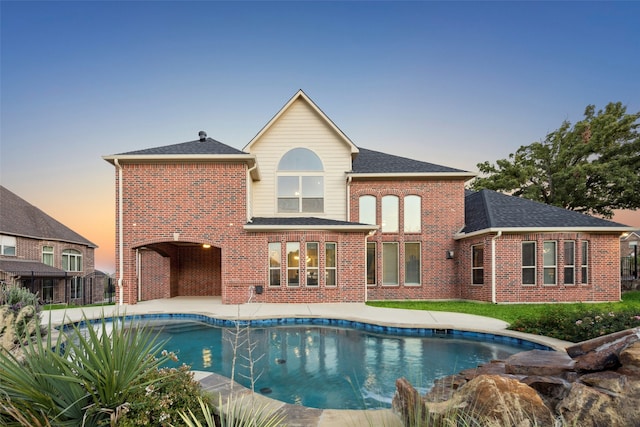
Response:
[[381, 195, 399, 233], [62, 249, 82, 272], [277, 148, 324, 213], [404, 195, 421, 233], [359, 195, 376, 225]]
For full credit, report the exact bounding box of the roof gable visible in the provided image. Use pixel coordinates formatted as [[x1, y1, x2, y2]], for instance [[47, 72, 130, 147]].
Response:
[[461, 189, 632, 235], [243, 90, 359, 155], [0, 186, 97, 247]]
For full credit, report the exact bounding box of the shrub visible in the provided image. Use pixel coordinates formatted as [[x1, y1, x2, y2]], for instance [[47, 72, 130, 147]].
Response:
[[0, 285, 42, 355], [509, 305, 640, 342], [0, 314, 173, 426], [116, 361, 209, 427]]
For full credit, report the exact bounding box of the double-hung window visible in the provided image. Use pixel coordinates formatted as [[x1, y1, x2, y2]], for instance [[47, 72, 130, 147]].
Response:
[[522, 242, 536, 285], [42, 246, 54, 266], [325, 243, 337, 287], [0, 235, 16, 256], [277, 148, 324, 213], [564, 241, 575, 285], [543, 241, 557, 285], [404, 242, 421, 285], [268, 243, 281, 286], [286, 242, 300, 287], [366, 242, 377, 285], [382, 242, 399, 285], [472, 245, 484, 285], [306, 242, 319, 286], [581, 241, 589, 284]]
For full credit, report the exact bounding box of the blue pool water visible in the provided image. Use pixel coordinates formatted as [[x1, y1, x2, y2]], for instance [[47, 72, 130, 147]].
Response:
[[96, 315, 549, 410]]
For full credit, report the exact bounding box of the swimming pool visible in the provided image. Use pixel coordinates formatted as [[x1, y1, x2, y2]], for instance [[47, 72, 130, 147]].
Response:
[[78, 314, 550, 410]]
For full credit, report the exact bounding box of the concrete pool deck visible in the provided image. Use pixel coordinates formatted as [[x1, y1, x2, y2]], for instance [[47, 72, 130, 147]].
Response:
[[46, 297, 572, 427]]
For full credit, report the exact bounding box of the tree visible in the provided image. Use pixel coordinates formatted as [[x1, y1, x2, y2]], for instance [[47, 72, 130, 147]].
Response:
[[472, 102, 640, 218]]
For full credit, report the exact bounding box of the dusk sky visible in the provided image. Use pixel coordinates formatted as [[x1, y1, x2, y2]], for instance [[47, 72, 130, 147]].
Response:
[[2, 1, 639, 273]]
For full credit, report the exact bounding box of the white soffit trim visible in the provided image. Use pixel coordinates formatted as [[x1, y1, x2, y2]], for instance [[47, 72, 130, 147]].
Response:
[[244, 224, 377, 232], [454, 226, 636, 240], [348, 172, 477, 179]]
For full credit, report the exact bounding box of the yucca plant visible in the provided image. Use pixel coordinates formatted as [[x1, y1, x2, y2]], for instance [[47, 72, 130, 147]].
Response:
[[0, 314, 173, 426], [177, 394, 287, 427]]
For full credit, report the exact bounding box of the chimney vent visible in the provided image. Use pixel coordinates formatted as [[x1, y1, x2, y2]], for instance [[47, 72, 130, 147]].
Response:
[[198, 131, 207, 141]]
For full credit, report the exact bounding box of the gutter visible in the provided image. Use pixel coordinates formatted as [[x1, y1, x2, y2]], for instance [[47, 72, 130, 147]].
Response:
[[114, 159, 124, 306], [246, 163, 258, 223], [491, 230, 502, 304]]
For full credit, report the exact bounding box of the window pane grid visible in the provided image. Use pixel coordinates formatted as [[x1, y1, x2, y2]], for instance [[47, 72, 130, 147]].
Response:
[[306, 243, 319, 286]]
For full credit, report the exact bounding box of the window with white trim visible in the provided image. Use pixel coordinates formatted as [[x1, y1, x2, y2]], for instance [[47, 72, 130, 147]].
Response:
[[404, 195, 421, 233], [62, 249, 82, 272], [286, 242, 300, 287], [404, 242, 421, 285], [359, 195, 376, 225], [472, 244, 484, 285], [366, 242, 376, 285], [325, 242, 337, 287], [381, 195, 399, 233], [42, 246, 54, 266], [581, 241, 589, 284], [543, 241, 557, 285], [522, 242, 536, 285], [268, 243, 281, 286], [382, 242, 399, 285], [277, 148, 324, 213], [306, 242, 319, 286], [564, 241, 575, 285], [0, 235, 16, 256]]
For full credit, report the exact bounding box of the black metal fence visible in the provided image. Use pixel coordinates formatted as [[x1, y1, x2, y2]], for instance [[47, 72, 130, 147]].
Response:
[[0, 270, 114, 305], [621, 256, 638, 281]]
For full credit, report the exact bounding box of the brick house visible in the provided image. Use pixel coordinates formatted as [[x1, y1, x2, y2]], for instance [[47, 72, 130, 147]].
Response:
[[103, 90, 632, 305], [0, 186, 99, 304]]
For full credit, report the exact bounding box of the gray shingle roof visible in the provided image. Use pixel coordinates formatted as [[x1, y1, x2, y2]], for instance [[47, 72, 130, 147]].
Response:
[[352, 147, 470, 174], [0, 186, 97, 247], [463, 189, 629, 234], [117, 137, 247, 156], [0, 259, 68, 277]]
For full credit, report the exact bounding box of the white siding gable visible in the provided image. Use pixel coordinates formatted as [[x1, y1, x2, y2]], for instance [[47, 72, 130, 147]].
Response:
[[248, 97, 353, 220]]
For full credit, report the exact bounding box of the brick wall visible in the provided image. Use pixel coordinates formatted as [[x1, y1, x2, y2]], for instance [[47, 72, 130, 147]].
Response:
[[456, 232, 621, 303], [349, 178, 467, 301]]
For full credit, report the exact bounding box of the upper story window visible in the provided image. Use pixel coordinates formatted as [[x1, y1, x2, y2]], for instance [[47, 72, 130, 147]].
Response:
[[381, 195, 399, 233], [404, 195, 421, 233], [43, 246, 54, 266], [62, 249, 82, 272], [277, 148, 324, 213], [0, 235, 16, 256], [359, 195, 376, 225]]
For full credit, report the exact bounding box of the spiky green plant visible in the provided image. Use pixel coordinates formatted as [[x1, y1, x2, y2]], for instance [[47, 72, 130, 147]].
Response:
[[177, 394, 287, 427], [0, 314, 173, 426]]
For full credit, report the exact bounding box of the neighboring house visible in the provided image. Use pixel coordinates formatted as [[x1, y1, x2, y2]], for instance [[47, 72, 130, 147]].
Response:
[[621, 230, 640, 281], [621, 230, 640, 258], [0, 186, 98, 304], [103, 90, 632, 305]]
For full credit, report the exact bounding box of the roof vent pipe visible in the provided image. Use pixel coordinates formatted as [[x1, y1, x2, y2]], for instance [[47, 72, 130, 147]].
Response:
[[198, 131, 207, 141]]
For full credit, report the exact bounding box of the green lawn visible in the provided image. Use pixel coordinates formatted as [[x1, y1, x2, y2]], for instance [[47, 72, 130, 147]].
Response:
[[366, 291, 640, 325]]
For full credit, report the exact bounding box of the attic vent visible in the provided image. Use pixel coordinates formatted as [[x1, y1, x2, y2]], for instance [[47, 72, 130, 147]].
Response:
[[198, 131, 207, 141]]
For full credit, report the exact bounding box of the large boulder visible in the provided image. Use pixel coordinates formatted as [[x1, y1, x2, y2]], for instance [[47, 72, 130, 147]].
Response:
[[566, 327, 640, 372]]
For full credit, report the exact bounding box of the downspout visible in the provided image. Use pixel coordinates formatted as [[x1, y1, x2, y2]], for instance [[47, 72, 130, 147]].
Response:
[[246, 163, 258, 223], [136, 249, 141, 302], [114, 159, 124, 306], [491, 230, 502, 304], [346, 176, 352, 220]]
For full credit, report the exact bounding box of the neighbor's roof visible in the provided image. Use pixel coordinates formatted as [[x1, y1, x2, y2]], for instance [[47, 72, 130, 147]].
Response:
[[0, 259, 68, 277], [0, 186, 97, 247], [245, 217, 377, 232], [349, 148, 475, 178], [457, 189, 633, 238]]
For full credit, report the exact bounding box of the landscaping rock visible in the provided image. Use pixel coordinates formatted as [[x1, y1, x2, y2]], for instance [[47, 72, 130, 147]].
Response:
[[394, 327, 640, 427]]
